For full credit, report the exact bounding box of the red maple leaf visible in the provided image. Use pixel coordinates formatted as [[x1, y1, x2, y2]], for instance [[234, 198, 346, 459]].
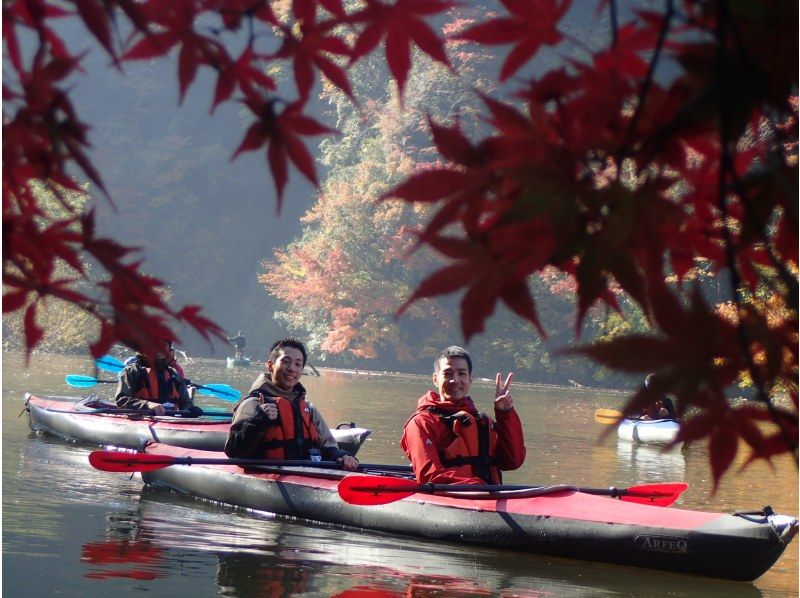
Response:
[[233, 99, 336, 208], [398, 233, 546, 340], [383, 117, 499, 240], [3, 0, 72, 71], [23, 303, 44, 358], [350, 0, 453, 96], [272, 13, 353, 101], [215, 0, 278, 30], [7, 52, 109, 195], [175, 305, 225, 340], [454, 0, 570, 81], [592, 22, 656, 79], [73, 0, 117, 62], [212, 47, 276, 112], [124, 0, 227, 102]]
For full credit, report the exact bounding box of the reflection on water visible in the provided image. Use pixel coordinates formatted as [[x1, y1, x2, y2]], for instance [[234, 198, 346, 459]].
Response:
[[81, 540, 166, 580], [3, 351, 797, 596], [615, 440, 687, 482], [77, 486, 767, 598]]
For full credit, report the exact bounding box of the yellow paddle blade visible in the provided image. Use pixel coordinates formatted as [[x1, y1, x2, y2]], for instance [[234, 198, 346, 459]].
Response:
[[594, 408, 623, 425]]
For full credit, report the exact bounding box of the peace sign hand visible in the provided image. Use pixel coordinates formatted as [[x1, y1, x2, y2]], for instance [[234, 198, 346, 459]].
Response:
[[494, 372, 514, 413]]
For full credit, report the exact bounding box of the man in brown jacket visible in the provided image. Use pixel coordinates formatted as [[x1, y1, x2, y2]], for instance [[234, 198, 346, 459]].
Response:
[[224, 337, 358, 469]]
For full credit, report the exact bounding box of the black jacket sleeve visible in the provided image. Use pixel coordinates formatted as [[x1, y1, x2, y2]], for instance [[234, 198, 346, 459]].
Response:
[[662, 396, 678, 419], [320, 445, 351, 461], [173, 375, 194, 410], [115, 368, 150, 410], [224, 397, 276, 458]]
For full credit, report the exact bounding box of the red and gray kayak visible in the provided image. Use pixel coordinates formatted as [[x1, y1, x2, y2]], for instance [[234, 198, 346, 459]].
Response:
[[133, 443, 798, 581], [24, 394, 371, 456]]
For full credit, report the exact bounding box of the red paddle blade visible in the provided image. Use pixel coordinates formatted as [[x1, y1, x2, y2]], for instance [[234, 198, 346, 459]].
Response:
[[338, 474, 421, 505], [620, 482, 688, 507], [89, 451, 176, 472]]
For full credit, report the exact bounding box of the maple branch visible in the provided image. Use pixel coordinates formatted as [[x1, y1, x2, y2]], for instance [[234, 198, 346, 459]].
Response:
[[247, 14, 257, 47], [714, 0, 798, 463], [608, 0, 618, 47], [619, 0, 675, 169], [726, 163, 799, 313], [721, 18, 799, 308]]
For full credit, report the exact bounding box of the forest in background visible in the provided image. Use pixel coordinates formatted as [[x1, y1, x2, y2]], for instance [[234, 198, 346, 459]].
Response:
[[3, 2, 733, 388], [257, 2, 738, 387], [5, 0, 795, 481]]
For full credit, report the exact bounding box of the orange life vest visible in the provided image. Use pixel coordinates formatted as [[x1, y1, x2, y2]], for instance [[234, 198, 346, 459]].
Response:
[[258, 395, 320, 459], [133, 367, 181, 403], [431, 409, 500, 484]]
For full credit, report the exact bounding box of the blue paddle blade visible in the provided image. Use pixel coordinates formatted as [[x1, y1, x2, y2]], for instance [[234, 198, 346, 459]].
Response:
[[198, 409, 233, 418], [65, 375, 100, 388], [95, 354, 125, 373], [195, 384, 242, 401]]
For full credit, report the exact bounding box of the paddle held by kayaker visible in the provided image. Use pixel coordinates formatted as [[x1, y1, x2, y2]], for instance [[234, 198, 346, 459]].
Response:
[[224, 337, 359, 470], [400, 345, 526, 485], [115, 340, 202, 417]]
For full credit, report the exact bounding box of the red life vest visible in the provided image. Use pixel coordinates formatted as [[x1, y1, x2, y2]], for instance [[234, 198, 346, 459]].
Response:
[[133, 367, 181, 403], [431, 409, 501, 484], [258, 395, 320, 459]]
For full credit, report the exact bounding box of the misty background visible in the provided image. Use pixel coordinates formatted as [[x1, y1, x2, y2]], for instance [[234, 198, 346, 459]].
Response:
[[4, 2, 675, 389]]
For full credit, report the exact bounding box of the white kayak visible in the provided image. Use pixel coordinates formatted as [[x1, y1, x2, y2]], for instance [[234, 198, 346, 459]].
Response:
[[617, 418, 680, 446]]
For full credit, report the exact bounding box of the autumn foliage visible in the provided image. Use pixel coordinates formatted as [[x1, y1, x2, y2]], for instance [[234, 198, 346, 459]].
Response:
[[3, 0, 797, 484]]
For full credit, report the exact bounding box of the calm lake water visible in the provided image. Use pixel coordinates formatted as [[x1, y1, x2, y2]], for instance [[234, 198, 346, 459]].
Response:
[[3, 351, 798, 597]]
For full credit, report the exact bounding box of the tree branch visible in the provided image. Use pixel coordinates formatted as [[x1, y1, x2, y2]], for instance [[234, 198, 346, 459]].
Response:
[[715, 0, 798, 463]]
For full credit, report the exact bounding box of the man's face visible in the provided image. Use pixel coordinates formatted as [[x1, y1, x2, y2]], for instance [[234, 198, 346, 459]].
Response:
[[433, 356, 472, 402], [152, 350, 168, 370], [268, 346, 305, 391]]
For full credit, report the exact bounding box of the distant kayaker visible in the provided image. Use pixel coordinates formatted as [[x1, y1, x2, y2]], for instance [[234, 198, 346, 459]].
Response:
[[224, 337, 359, 471], [115, 340, 202, 417], [122, 344, 189, 392], [124, 343, 186, 378], [400, 345, 526, 485], [228, 330, 246, 359], [640, 373, 678, 420]]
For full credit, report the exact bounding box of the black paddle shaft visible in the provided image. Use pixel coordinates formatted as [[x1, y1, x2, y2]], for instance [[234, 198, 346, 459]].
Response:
[[167, 457, 412, 472]]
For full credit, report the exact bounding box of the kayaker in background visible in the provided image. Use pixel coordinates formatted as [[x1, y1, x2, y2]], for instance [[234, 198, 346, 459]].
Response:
[[228, 330, 247, 359], [115, 340, 202, 417], [400, 345, 526, 485], [639, 373, 678, 420], [121, 345, 191, 396], [224, 337, 359, 470], [124, 344, 187, 379]]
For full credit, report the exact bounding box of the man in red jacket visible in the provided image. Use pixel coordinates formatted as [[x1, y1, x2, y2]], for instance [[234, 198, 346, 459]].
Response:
[[400, 346, 526, 484]]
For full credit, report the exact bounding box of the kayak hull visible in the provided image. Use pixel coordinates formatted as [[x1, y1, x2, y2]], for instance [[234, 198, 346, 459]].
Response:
[[226, 357, 251, 368], [139, 443, 798, 581], [618, 418, 680, 445], [25, 394, 370, 456]]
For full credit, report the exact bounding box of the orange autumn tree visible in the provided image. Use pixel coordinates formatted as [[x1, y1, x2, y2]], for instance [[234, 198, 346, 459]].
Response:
[[4, 1, 797, 485], [258, 14, 630, 381], [260, 159, 434, 363], [259, 15, 496, 365]]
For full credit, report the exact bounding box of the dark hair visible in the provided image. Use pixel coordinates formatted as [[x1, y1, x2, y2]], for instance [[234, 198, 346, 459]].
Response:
[[134, 338, 172, 361], [434, 345, 472, 375], [269, 337, 307, 366]]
